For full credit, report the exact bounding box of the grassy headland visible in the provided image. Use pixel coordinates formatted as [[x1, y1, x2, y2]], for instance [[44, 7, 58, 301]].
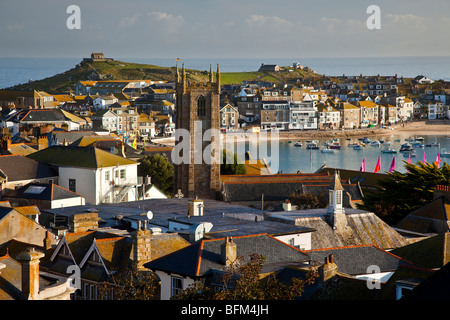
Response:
[[5, 58, 319, 94]]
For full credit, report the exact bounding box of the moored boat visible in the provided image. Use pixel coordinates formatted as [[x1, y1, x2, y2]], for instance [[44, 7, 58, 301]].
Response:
[[426, 142, 440, 147], [400, 143, 414, 152], [440, 148, 450, 158], [321, 147, 334, 153], [381, 148, 397, 153], [294, 141, 302, 147]]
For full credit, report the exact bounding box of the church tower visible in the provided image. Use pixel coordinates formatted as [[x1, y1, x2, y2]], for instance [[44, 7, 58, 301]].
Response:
[[173, 64, 221, 199]]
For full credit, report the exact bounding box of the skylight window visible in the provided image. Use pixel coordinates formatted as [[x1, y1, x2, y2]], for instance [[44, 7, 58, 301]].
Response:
[[24, 186, 46, 194]]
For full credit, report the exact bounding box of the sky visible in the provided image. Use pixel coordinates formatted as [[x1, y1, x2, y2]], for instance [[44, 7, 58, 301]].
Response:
[[1, 0, 449, 59]]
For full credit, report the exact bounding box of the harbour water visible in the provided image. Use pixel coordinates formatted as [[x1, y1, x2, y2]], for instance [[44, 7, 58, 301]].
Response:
[[242, 133, 450, 174]]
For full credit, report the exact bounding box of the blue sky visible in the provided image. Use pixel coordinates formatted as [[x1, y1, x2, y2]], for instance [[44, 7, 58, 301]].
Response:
[[1, 0, 449, 59]]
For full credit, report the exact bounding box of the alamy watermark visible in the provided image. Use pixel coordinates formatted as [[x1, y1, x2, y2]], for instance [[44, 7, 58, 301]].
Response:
[[66, 5, 81, 30], [367, 5, 381, 30]]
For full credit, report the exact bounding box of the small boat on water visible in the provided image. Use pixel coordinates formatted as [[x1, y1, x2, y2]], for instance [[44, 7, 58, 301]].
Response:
[[382, 148, 397, 153], [412, 142, 425, 148], [306, 142, 319, 150], [329, 142, 341, 149], [347, 143, 360, 147], [440, 148, 450, 158], [400, 143, 414, 152], [362, 137, 372, 143], [294, 141, 302, 147], [321, 148, 334, 153], [415, 137, 425, 142], [370, 140, 381, 146], [426, 142, 440, 147], [353, 145, 363, 150]]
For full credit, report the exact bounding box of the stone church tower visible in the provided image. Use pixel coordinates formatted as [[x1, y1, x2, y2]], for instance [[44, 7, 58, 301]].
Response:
[[173, 63, 221, 199]]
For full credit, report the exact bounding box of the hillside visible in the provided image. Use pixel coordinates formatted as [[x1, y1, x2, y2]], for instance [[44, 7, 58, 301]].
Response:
[[5, 59, 319, 94]]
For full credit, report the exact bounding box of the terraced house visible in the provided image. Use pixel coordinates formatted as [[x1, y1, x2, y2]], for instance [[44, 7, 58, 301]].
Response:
[[27, 146, 140, 205]]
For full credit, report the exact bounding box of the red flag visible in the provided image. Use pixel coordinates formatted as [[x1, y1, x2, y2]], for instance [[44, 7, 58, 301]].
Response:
[[437, 153, 441, 168], [360, 158, 366, 172], [374, 155, 381, 173], [389, 157, 395, 172], [423, 151, 427, 164], [408, 152, 411, 164]]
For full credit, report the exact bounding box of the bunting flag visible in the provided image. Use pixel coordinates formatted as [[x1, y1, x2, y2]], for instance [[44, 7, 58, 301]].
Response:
[[360, 158, 366, 172], [132, 136, 137, 149], [436, 153, 441, 168], [423, 151, 427, 164], [389, 156, 395, 172], [374, 155, 381, 173]]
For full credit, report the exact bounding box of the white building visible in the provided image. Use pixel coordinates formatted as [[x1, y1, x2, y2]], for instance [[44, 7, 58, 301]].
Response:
[[27, 146, 140, 205], [93, 95, 118, 109], [289, 102, 318, 130]]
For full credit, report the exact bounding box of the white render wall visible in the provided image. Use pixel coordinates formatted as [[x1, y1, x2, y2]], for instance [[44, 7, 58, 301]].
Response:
[[58, 164, 138, 205], [275, 233, 312, 251], [51, 196, 85, 209], [155, 271, 196, 300], [58, 166, 98, 205]]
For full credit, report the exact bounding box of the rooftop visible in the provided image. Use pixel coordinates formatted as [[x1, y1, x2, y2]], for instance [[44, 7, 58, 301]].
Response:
[[27, 146, 138, 169]]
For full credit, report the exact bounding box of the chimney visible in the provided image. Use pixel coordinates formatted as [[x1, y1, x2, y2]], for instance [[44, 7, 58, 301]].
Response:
[[69, 213, 99, 233], [282, 199, 292, 211], [132, 227, 152, 271], [221, 236, 237, 266], [1, 134, 11, 152], [188, 197, 204, 217], [38, 136, 48, 150], [16, 247, 45, 300], [43, 230, 52, 250], [320, 254, 337, 281]]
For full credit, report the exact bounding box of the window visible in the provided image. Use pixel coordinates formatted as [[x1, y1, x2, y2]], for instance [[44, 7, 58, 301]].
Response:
[[69, 179, 76, 192], [336, 190, 342, 205], [105, 171, 110, 181], [171, 276, 183, 297], [120, 169, 126, 179], [197, 95, 206, 117]]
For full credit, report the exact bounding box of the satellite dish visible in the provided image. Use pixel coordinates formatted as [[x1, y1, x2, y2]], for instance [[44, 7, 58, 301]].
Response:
[[146, 211, 153, 220]]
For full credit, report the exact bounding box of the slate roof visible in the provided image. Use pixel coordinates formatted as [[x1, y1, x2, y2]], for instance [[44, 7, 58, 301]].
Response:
[[48, 130, 98, 145], [266, 209, 408, 250], [390, 233, 450, 269], [27, 146, 138, 168], [13, 109, 67, 122], [317, 166, 389, 190], [3, 183, 83, 201], [402, 261, 450, 300], [394, 196, 450, 235], [144, 234, 310, 278], [305, 245, 412, 275], [0, 155, 57, 182], [221, 173, 362, 203]]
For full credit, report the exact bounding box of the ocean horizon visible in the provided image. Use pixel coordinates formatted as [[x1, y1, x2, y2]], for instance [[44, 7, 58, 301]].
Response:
[[1, 55, 450, 89]]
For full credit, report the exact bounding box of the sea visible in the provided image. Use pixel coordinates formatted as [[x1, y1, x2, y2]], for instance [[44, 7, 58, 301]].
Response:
[[1, 56, 449, 174], [1, 56, 450, 89]]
